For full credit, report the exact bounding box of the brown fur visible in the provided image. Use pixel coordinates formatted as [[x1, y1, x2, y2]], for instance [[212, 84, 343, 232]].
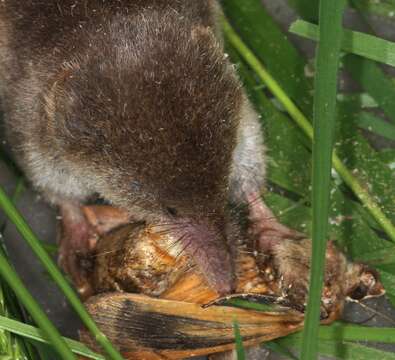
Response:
[[0, 1, 266, 294], [0, 1, 241, 212]]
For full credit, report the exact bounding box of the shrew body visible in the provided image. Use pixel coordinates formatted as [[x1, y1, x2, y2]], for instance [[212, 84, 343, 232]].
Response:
[[0, 1, 266, 295]]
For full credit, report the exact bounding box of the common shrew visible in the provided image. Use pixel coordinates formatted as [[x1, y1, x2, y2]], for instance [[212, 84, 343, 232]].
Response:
[[0, 0, 282, 296]]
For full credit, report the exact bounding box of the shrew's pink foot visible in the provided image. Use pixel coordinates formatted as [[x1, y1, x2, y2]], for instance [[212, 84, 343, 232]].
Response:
[[58, 204, 132, 299], [58, 202, 98, 299], [246, 193, 304, 253]]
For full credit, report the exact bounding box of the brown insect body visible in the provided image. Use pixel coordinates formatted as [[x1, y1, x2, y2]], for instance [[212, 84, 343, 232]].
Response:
[[79, 205, 384, 359]]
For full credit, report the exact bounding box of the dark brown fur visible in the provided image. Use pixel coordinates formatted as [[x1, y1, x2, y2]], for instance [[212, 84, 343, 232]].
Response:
[[0, 1, 254, 294]]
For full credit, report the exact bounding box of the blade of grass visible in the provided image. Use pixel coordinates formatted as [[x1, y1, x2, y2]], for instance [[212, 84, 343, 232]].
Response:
[[222, 17, 395, 242], [335, 103, 395, 226], [0, 284, 30, 360], [315, 341, 395, 360], [230, 48, 395, 305], [230, 44, 395, 269], [300, 2, 346, 360], [379, 149, 395, 165], [227, 298, 287, 312], [343, 55, 395, 125], [299, 322, 395, 343], [290, 19, 395, 69], [0, 315, 105, 360], [0, 185, 124, 360], [233, 319, 245, 360], [357, 112, 395, 141], [286, 0, 320, 21], [222, 0, 314, 117], [0, 180, 57, 360], [337, 93, 378, 109], [279, 338, 395, 360], [356, 245, 395, 265], [265, 341, 298, 360], [0, 250, 75, 359], [0, 246, 41, 360], [295, 2, 395, 127], [350, 0, 395, 20], [278, 322, 395, 359]]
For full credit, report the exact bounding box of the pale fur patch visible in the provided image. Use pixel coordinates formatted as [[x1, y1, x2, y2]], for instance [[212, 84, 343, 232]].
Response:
[[229, 94, 266, 202]]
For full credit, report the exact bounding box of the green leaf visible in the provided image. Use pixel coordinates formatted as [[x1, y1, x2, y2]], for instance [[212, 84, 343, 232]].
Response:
[[286, 0, 319, 21], [278, 322, 395, 359], [316, 341, 395, 360], [337, 93, 378, 109], [349, 0, 395, 19], [0, 315, 104, 360], [357, 112, 395, 141], [0, 185, 124, 360], [378, 149, 395, 166], [355, 245, 395, 265], [265, 341, 299, 360], [343, 55, 395, 125], [290, 19, 395, 69], [230, 52, 390, 256], [300, 2, 346, 359], [227, 299, 277, 312], [223, 14, 395, 243], [376, 269, 395, 301], [0, 248, 75, 359], [279, 338, 395, 360], [222, 0, 314, 116], [335, 106, 395, 226], [286, 322, 395, 343], [233, 319, 245, 360]]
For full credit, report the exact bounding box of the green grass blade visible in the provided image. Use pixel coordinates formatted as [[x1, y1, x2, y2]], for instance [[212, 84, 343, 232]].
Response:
[[233, 319, 245, 360], [337, 93, 378, 109], [0, 249, 41, 359], [0, 285, 30, 360], [287, 0, 320, 21], [265, 341, 298, 360], [343, 55, 395, 125], [357, 112, 395, 141], [356, 245, 395, 265], [289, 322, 395, 343], [278, 322, 395, 358], [300, 1, 346, 359], [318, 323, 395, 343], [0, 315, 105, 360], [232, 50, 392, 242], [227, 298, 284, 312], [222, 17, 395, 243], [222, 0, 314, 116], [232, 49, 391, 265], [0, 185, 124, 360], [290, 19, 395, 68], [379, 149, 395, 165], [315, 341, 395, 360], [0, 250, 75, 359], [280, 338, 395, 360], [350, 0, 395, 19]]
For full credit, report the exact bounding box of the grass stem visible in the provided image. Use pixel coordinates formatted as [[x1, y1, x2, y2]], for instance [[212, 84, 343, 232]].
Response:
[[0, 185, 124, 360], [0, 250, 76, 359], [300, 1, 345, 359], [221, 16, 395, 243]]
